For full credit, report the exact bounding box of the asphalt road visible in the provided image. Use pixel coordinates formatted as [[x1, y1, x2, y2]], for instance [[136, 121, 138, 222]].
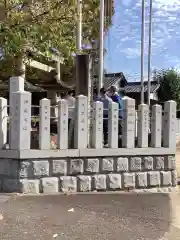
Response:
[[0, 193, 180, 240]]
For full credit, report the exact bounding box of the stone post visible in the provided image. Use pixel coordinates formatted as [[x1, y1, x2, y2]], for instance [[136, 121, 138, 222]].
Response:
[[151, 104, 162, 147], [137, 104, 149, 148], [122, 97, 135, 148], [75, 54, 93, 147], [108, 102, 119, 148], [46, 91, 60, 121], [9, 77, 25, 142], [57, 99, 68, 149], [74, 95, 88, 149], [10, 91, 31, 150], [39, 98, 50, 149], [0, 98, 7, 148], [9, 77, 24, 107], [163, 100, 176, 148], [92, 101, 103, 148], [135, 111, 138, 137]]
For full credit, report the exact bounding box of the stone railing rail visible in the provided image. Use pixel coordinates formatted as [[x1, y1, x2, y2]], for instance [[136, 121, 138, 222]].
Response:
[[0, 93, 177, 151]]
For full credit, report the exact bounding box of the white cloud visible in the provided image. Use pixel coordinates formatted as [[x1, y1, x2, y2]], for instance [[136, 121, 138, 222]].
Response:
[[120, 47, 140, 59], [122, 0, 132, 7], [109, 0, 180, 65]]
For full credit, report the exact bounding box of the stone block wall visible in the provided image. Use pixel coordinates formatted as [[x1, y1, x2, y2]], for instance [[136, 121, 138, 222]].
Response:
[[0, 155, 176, 194]]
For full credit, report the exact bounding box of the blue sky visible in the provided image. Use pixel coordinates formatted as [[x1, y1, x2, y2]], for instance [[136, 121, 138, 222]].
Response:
[[104, 0, 180, 81]]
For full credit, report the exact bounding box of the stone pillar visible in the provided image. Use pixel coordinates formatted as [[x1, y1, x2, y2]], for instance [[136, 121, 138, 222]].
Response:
[[163, 100, 176, 148], [9, 77, 25, 142], [135, 111, 138, 137], [92, 101, 103, 148], [74, 95, 88, 149], [108, 102, 119, 148], [137, 104, 149, 148], [9, 77, 24, 107], [46, 91, 60, 121], [39, 98, 50, 149], [151, 104, 162, 147], [76, 54, 93, 147], [57, 99, 68, 149], [10, 91, 31, 150], [0, 98, 7, 148], [122, 97, 135, 148]]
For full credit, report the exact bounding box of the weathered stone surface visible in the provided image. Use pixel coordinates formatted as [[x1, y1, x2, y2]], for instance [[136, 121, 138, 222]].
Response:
[[147, 171, 160, 187], [155, 157, 164, 170], [74, 95, 88, 149], [70, 159, 83, 175], [20, 161, 33, 178], [143, 157, 153, 170], [165, 155, 176, 170], [116, 157, 128, 172], [130, 157, 142, 172], [33, 161, 49, 177], [2, 179, 21, 192], [93, 175, 106, 190], [101, 158, 114, 172], [52, 160, 67, 176], [160, 171, 172, 186], [0, 159, 11, 176], [10, 91, 31, 150], [122, 173, 135, 189], [107, 174, 122, 189], [136, 172, 147, 188], [41, 177, 59, 193], [20, 179, 40, 193], [85, 158, 99, 173], [172, 170, 177, 186], [11, 160, 20, 178], [60, 176, 77, 192], [77, 175, 91, 192]]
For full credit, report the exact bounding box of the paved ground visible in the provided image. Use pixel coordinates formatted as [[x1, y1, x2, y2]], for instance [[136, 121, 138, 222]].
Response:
[[0, 193, 180, 240]]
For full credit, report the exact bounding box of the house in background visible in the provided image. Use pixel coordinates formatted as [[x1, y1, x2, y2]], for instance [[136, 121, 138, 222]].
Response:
[[94, 72, 160, 107]]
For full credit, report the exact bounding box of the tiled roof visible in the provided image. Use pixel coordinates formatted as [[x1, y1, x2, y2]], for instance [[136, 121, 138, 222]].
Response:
[[124, 81, 159, 93], [25, 81, 45, 92], [94, 72, 125, 89]]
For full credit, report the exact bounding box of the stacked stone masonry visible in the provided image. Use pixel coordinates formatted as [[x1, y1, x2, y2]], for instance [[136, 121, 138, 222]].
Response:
[[0, 155, 176, 194]]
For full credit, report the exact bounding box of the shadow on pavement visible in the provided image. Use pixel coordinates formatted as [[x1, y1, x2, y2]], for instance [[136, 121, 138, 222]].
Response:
[[0, 193, 175, 240]]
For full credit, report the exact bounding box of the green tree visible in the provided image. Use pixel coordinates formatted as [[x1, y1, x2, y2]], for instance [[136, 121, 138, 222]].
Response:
[[153, 68, 180, 108], [0, 0, 114, 79]]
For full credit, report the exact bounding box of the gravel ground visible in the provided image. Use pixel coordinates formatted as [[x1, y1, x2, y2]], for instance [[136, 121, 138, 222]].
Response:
[[0, 193, 179, 240]]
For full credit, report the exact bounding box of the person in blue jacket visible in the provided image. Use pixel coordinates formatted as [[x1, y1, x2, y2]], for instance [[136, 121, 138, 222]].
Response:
[[109, 85, 123, 135], [109, 86, 123, 117]]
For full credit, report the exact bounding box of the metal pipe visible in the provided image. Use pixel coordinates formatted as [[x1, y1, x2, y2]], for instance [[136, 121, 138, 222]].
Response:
[[76, 0, 82, 50], [141, 0, 145, 104], [98, 0, 105, 93], [147, 0, 153, 106]]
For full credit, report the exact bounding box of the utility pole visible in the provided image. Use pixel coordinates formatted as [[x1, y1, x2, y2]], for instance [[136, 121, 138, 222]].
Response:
[[98, 0, 105, 93], [76, 0, 82, 50], [147, 0, 153, 106], [141, 0, 145, 104]]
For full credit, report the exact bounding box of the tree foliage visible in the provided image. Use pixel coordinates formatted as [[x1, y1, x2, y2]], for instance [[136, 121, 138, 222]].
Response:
[[0, 0, 114, 78], [153, 68, 180, 108]]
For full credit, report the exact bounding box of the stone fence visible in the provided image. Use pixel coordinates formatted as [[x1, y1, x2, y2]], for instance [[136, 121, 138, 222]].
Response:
[[0, 77, 177, 194]]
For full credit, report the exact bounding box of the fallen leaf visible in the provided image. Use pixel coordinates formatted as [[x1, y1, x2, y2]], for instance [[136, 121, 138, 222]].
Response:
[[53, 233, 58, 238], [68, 208, 74, 212]]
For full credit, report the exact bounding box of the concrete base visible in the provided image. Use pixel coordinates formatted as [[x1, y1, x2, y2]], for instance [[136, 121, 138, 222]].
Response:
[[0, 151, 177, 194]]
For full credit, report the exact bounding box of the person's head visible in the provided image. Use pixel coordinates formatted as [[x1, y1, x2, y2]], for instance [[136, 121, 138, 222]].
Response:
[[100, 87, 106, 97], [109, 85, 117, 95], [68, 90, 75, 97]]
